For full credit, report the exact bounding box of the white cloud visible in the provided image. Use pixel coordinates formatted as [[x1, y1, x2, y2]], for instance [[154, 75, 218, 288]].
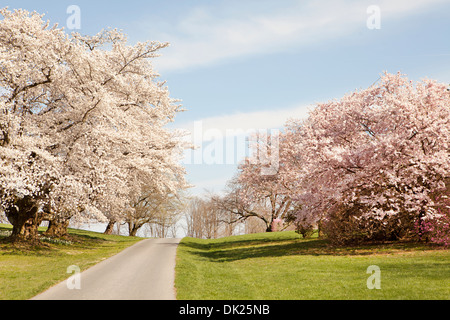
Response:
[[175, 103, 312, 142], [176, 103, 312, 194], [142, 0, 447, 72], [171, 103, 311, 171], [187, 175, 232, 196]]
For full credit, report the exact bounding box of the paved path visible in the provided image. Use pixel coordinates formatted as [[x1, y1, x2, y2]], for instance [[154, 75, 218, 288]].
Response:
[[32, 238, 181, 300]]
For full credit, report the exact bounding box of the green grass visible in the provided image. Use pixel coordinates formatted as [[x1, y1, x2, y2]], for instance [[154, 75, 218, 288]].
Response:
[[0, 223, 144, 300], [175, 231, 450, 300]]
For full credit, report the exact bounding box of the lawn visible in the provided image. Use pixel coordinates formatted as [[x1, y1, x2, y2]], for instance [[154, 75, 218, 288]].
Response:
[[175, 231, 450, 300], [0, 223, 143, 300]]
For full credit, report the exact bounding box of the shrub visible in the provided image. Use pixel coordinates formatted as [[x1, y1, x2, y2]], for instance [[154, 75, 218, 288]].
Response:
[[321, 203, 416, 245], [294, 219, 315, 238], [419, 211, 450, 247]]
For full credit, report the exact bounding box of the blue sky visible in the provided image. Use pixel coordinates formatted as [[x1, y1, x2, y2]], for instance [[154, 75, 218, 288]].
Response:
[[5, 0, 450, 197]]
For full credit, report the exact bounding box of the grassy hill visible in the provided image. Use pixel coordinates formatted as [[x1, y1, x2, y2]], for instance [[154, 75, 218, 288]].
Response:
[[175, 231, 450, 300], [1, 224, 448, 300], [0, 223, 143, 300]]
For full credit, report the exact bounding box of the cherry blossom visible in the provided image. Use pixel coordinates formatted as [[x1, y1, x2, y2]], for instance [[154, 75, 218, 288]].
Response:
[[282, 72, 450, 243], [0, 8, 189, 241]]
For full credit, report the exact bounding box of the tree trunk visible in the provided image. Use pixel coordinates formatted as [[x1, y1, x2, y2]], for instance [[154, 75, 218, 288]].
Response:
[[128, 222, 140, 237], [317, 218, 324, 238], [104, 220, 116, 235], [4, 196, 42, 243], [45, 218, 70, 238], [129, 227, 138, 237], [417, 209, 426, 242]]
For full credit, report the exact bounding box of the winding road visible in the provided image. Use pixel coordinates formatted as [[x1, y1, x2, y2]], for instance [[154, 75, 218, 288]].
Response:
[[31, 238, 181, 300]]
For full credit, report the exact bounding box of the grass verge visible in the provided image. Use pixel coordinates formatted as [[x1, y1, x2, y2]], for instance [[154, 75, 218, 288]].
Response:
[[175, 231, 450, 300], [0, 223, 143, 300]]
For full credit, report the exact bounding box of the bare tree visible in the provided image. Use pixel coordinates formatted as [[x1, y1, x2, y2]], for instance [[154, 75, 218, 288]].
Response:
[[184, 196, 235, 239], [211, 172, 299, 233], [244, 216, 267, 234], [125, 186, 184, 237]]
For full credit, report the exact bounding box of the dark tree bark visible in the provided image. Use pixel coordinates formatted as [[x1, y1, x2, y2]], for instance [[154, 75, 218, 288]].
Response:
[[128, 222, 143, 237], [45, 218, 70, 238], [4, 196, 42, 243], [104, 220, 116, 235]]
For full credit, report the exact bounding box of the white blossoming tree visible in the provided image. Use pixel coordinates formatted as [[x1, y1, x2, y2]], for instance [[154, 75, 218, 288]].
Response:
[[0, 8, 189, 242]]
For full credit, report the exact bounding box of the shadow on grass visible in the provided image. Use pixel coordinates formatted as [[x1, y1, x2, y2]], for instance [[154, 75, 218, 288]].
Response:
[[0, 225, 127, 255], [180, 235, 442, 263], [0, 237, 55, 256]]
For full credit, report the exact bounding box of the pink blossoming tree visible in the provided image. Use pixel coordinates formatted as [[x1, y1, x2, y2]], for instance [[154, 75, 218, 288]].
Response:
[[283, 72, 450, 244], [214, 132, 300, 232], [223, 72, 449, 245]]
